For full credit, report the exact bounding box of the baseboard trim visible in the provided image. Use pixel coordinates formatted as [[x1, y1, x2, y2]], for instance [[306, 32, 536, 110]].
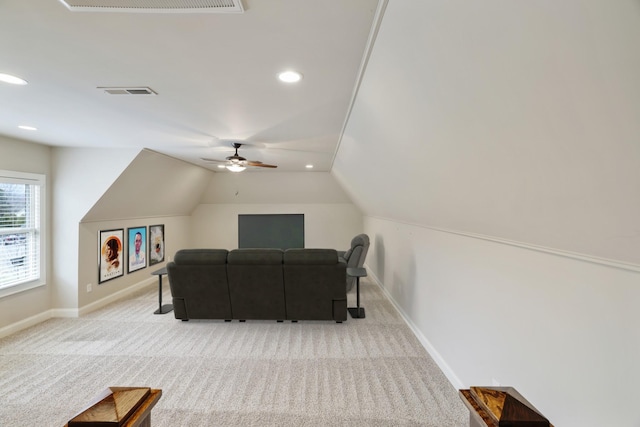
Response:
[[78, 278, 156, 317], [365, 265, 464, 390], [0, 310, 54, 340], [51, 308, 79, 318], [0, 278, 156, 339]]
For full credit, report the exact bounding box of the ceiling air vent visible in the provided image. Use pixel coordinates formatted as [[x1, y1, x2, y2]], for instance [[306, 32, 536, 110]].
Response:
[[58, 0, 244, 13], [99, 87, 158, 95]]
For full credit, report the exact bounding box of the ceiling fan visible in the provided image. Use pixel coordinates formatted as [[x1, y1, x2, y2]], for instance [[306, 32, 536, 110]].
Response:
[[201, 142, 278, 172]]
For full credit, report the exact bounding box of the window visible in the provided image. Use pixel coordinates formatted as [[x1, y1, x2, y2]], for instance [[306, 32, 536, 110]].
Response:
[[0, 170, 45, 296]]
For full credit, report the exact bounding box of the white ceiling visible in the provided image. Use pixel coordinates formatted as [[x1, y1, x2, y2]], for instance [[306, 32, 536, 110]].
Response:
[[0, 0, 380, 172]]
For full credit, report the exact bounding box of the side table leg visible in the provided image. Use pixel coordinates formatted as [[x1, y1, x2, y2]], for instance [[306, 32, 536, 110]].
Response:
[[153, 275, 173, 315], [348, 277, 366, 319], [158, 275, 163, 311]]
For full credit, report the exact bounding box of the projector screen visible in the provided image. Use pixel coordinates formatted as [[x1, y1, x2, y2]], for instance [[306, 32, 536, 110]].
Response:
[[238, 214, 304, 249]]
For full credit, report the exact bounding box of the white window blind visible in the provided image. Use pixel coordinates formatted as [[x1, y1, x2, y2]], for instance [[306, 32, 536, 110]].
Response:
[[0, 171, 44, 293]]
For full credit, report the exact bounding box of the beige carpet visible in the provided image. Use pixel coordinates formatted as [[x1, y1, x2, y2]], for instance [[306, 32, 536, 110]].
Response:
[[0, 280, 467, 426]]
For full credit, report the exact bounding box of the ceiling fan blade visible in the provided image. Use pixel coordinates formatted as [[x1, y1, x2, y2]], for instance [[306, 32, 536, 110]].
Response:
[[247, 161, 277, 168], [200, 157, 233, 164]]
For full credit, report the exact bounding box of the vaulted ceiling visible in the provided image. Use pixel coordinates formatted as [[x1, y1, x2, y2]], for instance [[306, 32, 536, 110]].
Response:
[[0, 0, 380, 172], [3, 0, 640, 265]]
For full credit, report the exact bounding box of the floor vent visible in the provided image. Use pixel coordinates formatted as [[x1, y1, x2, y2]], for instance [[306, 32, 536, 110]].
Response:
[[98, 87, 158, 95], [58, 0, 244, 13]]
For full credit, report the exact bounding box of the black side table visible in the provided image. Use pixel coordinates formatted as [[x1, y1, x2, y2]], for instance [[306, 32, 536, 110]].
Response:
[[151, 267, 173, 315], [347, 267, 367, 319]]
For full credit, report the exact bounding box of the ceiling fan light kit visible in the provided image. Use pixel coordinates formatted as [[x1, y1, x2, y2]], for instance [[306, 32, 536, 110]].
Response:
[[226, 164, 246, 172], [201, 142, 278, 172]]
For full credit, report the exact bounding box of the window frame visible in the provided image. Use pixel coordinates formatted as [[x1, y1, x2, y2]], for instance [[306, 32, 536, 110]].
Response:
[[0, 169, 46, 298]]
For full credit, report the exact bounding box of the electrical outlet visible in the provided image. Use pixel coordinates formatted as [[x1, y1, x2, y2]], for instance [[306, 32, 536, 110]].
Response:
[[86, 283, 92, 293]]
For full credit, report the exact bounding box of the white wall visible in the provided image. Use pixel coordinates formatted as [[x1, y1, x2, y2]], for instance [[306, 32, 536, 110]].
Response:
[[0, 136, 51, 330], [200, 171, 356, 205], [336, 0, 640, 265], [193, 172, 362, 249], [333, 1, 640, 426], [83, 149, 212, 222], [78, 215, 191, 308], [51, 147, 139, 309], [192, 204, 361, 250], [76, 149, 212, 309], [364, 216, 640, 427]]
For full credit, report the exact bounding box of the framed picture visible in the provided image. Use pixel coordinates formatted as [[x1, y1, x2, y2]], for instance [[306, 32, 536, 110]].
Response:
[[99, 229, 124, 283], [127, 226, 147, 273], [149, 224, 165, 266]]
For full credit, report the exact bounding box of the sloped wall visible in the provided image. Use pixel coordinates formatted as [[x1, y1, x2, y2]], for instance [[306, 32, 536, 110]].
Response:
[[51, 147, 140, 310], [336, 0, 640, 265], [76, 149, 213, 308], [334, 1, 640, 426], [82, 149, 212, 222]]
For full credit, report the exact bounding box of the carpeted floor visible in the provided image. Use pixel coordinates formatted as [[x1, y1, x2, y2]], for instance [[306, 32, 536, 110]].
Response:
[[0, 280, 467, 426]]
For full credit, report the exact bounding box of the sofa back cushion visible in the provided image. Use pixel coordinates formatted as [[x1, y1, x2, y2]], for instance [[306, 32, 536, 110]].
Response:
[[227, 248, 283, 265], [167, 249, 231, 319], [174, 248, 228, 265], [283, 248, 338, 265], [227, 249, 286, 320], [283, 249, 347, 321]]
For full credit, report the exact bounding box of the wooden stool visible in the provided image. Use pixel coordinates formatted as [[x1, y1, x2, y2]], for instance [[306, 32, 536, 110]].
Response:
[[459, 386, 552, 427], [66, 387, 162, 427]]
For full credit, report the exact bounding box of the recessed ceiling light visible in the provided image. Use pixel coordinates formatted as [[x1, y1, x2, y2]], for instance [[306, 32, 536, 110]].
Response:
[[0, 73, 28, 85], [305, 164, 314, 169], [18, 125, 37, 131], [278, 71, 303, 83]]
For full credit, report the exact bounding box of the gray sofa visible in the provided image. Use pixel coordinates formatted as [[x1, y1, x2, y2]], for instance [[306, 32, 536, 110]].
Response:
[[167, 248, 347, 322]]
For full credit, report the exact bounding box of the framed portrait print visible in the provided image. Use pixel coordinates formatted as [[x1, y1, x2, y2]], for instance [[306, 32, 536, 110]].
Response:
[[99, 229, 124, 283], [127, 226, 147, 273], [149, 224, 165, 266]]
